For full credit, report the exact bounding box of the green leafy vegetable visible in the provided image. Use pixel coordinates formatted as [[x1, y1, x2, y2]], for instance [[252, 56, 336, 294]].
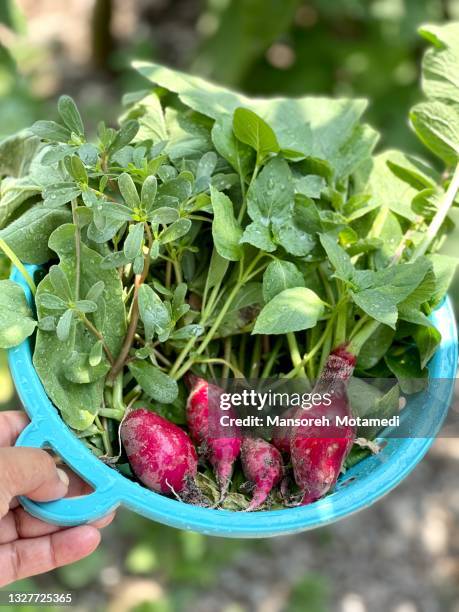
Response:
[[0, 279, 36, 348], [210, 187, 243, 261], [0, 25, 457, 509], [253, 287, 324, 335]]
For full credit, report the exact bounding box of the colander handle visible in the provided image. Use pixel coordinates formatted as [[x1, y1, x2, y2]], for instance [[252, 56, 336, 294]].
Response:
[[15, 421, 120, 526]]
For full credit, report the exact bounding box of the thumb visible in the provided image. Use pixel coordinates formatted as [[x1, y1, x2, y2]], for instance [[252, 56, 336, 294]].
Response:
[[0, 448, 69, 510]]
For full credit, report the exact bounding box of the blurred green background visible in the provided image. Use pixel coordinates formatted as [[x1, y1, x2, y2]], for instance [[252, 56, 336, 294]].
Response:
[[1, 1, 459, 610]]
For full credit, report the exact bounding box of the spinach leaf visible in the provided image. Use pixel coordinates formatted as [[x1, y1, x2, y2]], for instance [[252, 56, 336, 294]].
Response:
[[210, 186, 243, 261], [427, 253, 459, 307], [410, 101, 459, 165], [319, 234, 354, 282], [233, 108, 279, 158], [354, 151, 419, 221], [351, 261, 431, 329], [418, 23, 459, 106], [262, 260, 304, 303], [253, 287, 324, 335], [356, 325, 395, 370], [240, 221, 276, 252], [211, 116, 254, 179], [384, 345, 428, 394], [414, 324, 442, 369], [134, 61, 376, 171], [294, 175, 326, 199], [247, 157, 293, 224]]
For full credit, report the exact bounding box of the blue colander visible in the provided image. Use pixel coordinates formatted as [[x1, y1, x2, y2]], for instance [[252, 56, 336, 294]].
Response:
[[8, 265, 458, 538]]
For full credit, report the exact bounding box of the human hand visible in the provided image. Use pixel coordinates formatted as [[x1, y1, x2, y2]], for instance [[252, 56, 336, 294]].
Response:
[[0, 411, 114, 587]]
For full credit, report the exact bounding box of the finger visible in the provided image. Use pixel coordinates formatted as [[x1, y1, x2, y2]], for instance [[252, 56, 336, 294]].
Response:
[[6, 467, 100, 514], [0, 412, 29, 447], [0, 448, 69, 511], [0, 525, 101, 588], [60, 467, 94, 498], [0, 508, 115, 543]]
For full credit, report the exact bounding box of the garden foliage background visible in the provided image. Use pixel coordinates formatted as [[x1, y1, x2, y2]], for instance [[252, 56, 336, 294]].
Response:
[[1, 1, 459, 610]]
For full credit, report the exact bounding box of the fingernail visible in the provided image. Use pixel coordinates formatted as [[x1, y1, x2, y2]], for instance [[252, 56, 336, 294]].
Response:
[[57, 468, 70, 487]]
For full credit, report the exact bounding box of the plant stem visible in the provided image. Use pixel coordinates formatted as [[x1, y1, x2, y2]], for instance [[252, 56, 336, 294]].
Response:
[[317, 325, 333, 378], [153, 348, 172, 367], [368, 206, 389, 269], [249, 335, 262, 378], [95, 415, 113, 456], [237, 163, 260, 223], [411, 163, 459, 260], [123, 386, 141, 405], [112, 373, 126, 414], [0, 239, 36, 295], [171, 254, 264, 380], [98, 408, 125, 421], [285, 316, 335, 380], [197, 261, 261, 356], [165, 260, 172, 289], [195, 357, 244, 378], [306, 325, 320, 381], [108, 224, 153, 380], [238, 333, 248, 375], [349, 314, 369, 340], [334, 291, 348, 347], [348, 319, 381, 356], [71, 199, 81, 300], [261, 337, 282, 378], [318, 264, 335, 306], [287, 333, 308, 381], [222, 337, 232, 379], [173, 258, 183, 284], [80, 315, 114, 364]]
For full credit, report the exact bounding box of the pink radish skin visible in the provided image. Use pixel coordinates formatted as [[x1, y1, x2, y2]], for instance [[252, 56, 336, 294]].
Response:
[[291, 345, 357, 505], [241, 438, 283, 511], [186, 375, 242, 495], [272, 405, 298, 454], [121, 408, 198, 495]]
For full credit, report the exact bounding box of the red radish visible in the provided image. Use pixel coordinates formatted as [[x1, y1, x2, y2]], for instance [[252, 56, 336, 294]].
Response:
[[272, 405, 298, 454], [241, 438, 283, 511], [291, 345, 357, 505], [121, 408, 198, 496], [186, 375, 242, 496]]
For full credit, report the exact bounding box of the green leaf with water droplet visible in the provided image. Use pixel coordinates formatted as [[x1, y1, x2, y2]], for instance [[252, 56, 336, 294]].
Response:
[[124, 222, 145, 260], [240, 221, 276, 252], [58, 95, 84, 136], [128, 360, 178, 404], [262, 260, 304, 303], [247, 157, 294, 225], [210, 186, 243, 261], [118, 172, 141, 209], [0, 205, 72, 264], [253, 287, 324, 335], [0, 280, 36, 349], [233, 108, 279, 158]]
